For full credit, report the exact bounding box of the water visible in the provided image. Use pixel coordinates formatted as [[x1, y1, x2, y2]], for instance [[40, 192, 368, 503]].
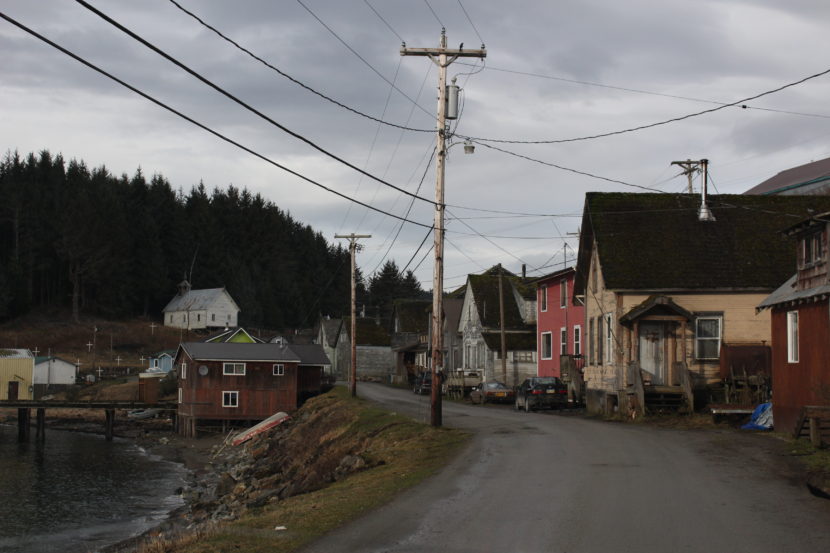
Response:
[[0, 425, 188, 553]]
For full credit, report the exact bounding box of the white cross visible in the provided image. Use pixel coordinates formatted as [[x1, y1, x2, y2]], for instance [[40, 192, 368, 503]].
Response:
[[115, 355, 122, 366], [139, 355, 146, 363], [150, 322, 157, 335], [76, 358, 82, 367], [32, 347, 40, 356], [97, 367, 103, 378], [86, 342, 94, 352]]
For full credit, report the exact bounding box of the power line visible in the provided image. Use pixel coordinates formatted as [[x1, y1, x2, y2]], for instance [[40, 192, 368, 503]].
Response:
[[400, 224, 434, 274], [446, 207, 540, 272], [470, 140, 670, 193], [167, 0, 433, 134], [296, 0, 433, 119], [422, 0, 445, 29], [462, 63, 830, 120], [457, 0, 485, 46], [0, 11, 434, 230], [77, 0, 440, 209], [363, 0, 405, 43], [462, 65, 830, 144]]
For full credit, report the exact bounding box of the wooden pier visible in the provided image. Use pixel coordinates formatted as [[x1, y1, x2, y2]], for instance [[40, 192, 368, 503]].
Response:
[[0, 400, 176, 442]]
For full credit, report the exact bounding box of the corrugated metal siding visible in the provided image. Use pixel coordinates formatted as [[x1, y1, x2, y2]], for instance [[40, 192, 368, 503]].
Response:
[[771, 300, 830, 433], [0, 358, 34, 400]]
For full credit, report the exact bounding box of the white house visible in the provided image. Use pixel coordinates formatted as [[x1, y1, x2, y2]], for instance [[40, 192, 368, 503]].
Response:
[[458, 267, 537, 387], [162, 279, 240, 330]]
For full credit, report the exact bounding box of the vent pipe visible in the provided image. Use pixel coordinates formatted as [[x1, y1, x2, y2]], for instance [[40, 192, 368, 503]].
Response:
[[698, 159, 715, 222]]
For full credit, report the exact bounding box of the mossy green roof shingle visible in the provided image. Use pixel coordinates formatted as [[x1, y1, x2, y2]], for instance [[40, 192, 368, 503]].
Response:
[[575, 192, 830, 294], [468, 274, 529, 329], [391, 299, 430, 334]]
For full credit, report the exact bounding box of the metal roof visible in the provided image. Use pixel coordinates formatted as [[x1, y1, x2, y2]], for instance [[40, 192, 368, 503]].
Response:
[[757, 274, 830, 310], [744, 157, 830, 195], [163, 287, 238, 313], [179, 342, 330, 366], [0, 348, 33, 359]]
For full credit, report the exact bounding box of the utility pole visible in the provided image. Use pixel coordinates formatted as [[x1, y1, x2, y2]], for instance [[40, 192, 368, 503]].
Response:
[[335, 233, 371, 397], [498, 264, 507, 384], [402, 30, 486, 427], [670, 159, 702, 194]]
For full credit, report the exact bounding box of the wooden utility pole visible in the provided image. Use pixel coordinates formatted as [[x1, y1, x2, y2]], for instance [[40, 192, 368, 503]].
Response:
[[335, 233, 371, 397], [670, 159, 702, 193], [498, 264, 507, 384], [402, 30, 486, 427]]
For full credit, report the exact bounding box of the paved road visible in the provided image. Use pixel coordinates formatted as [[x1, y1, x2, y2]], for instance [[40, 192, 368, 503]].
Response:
[[301, 383, 830, 553]]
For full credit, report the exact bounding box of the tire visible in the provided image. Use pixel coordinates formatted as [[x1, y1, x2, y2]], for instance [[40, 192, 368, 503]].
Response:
[[524, 398, 531, 412], [514, 398, 520, 411]]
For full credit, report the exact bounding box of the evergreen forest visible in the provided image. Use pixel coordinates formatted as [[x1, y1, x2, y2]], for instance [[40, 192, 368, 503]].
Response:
[[0, 150, 425, 329]]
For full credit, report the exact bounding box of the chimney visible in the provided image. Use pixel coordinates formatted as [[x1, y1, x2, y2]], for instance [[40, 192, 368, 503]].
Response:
[[698, 159, 716, 222]]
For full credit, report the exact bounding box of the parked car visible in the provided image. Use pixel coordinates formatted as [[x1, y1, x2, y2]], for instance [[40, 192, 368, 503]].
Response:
[[515, 377, 568, 412], [470, 381, 515, 404], [413, 372, 432, 395]]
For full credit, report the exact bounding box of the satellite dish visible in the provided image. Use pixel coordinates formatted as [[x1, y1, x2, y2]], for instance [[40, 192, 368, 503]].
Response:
[[198, 365, 209, 376]]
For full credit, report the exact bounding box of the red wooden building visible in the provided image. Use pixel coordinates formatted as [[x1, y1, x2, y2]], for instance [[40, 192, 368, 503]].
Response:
[[759, 212, 830, 433], [174, 342, 330, 437], [534, 267, 584, 377]]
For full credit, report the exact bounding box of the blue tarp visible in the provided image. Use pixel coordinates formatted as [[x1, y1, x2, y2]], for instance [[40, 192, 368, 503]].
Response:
[[741, 402, 773, 431]]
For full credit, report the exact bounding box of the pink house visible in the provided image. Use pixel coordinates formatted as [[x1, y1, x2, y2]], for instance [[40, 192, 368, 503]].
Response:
[[535, 267, 584, 377]]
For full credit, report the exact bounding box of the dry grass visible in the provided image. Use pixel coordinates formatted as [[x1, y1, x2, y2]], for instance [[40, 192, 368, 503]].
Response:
[[167, 388, 469, 553]]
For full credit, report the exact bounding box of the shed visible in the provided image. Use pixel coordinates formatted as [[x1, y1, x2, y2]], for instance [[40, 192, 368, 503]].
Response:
[[0, 348, 34, 400]]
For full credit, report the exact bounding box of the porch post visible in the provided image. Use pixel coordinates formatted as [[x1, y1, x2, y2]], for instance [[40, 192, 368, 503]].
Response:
[[680, 320, 688, 363]]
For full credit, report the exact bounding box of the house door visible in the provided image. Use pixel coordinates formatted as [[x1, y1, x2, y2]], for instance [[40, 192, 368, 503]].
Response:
[[639, 322, 667, 385], [8, 381, 19, 401]]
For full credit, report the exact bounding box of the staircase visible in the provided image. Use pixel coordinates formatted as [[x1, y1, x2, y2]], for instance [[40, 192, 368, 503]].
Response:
[[644, 385, 686, 413], [794, 406, 830, 447]]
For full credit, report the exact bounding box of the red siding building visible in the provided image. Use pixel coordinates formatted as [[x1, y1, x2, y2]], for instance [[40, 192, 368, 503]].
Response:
[[535, 267, 584, 377], [759, 213, 830, 433], [174, 342, 330, 437]]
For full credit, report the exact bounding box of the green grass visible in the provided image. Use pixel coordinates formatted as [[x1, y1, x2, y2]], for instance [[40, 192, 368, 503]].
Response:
[[165, 388, 468, 553]]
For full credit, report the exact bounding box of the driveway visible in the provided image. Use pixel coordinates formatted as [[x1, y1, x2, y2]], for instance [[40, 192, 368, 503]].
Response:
[[300, 383, 830, 553]]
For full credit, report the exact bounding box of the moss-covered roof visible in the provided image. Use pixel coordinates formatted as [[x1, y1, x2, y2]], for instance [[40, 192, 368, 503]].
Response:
[[468, 274, 529, 329], [575, 192, 830, 294], [352, 318, 391, 347], [391, 299, 430, 334], [481, 331, 536, 351]]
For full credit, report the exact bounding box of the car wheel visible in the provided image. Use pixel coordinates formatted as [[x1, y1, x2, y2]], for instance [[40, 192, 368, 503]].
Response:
[[514, 398, 520, 411], [524, 398, 531, 412]]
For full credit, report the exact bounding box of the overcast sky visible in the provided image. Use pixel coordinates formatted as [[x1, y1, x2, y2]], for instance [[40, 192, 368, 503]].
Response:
[[2, 0, 830, 292]]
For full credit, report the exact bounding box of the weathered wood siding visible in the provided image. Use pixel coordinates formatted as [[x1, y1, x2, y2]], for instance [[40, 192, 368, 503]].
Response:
[[177, 352, 298, 421], [583, 239, 774, 394], [771, 299, 830, 433]]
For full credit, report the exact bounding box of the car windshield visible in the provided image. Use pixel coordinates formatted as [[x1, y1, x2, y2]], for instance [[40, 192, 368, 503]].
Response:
[[484, 382, 508, 390], [532, 377, 561, 386]]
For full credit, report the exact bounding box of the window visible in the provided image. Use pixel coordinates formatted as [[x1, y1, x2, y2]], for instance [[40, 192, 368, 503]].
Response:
[[223, 362, 246, 375], [178, 387, 182, 404], [152, 358, 158, 368], [273, 363, 285, 376], [560, 279, 568, 308], [560, 327, 568, 355], [197, 314, 201, 322], [801, 231, 824, 267], [515, 351, 534, 362], [573, 325, 582, 356], [212, 313, 216, 322], [182, 314, 186, 323], [541, 332, 553, 360], [787, 311, 799, 363], [597, 316, 604, 365], [181, 363, 187, 379], [589, 318, 595, 365], [168, 314, 172, 324], [222, 391, 239, 408], [605, 313, 613, 364], [540, 285, 548, 312], [695, 316, 722, 360]]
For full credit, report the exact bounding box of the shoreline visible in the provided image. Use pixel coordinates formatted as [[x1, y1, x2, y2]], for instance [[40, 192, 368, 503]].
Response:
[[1, 409, 226, 553]]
